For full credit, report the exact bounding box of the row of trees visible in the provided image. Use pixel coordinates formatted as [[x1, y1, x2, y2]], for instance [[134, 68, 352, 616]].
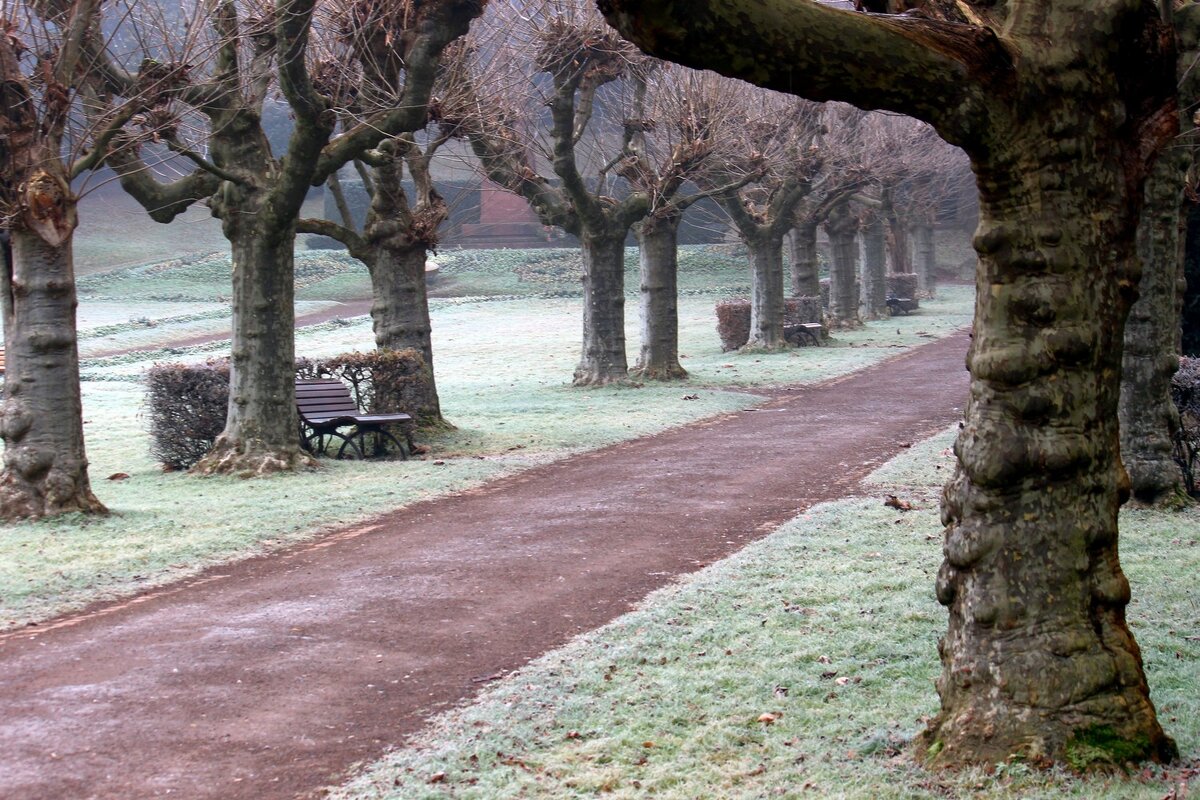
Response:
[[4, 0, 1196, 776], [1, 0, 967, 516]]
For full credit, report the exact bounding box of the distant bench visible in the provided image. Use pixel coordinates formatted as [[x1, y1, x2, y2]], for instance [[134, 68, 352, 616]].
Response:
[[783, 322, 824, 347], [887, 297, 919, 316], [295, 378, 414, 460]]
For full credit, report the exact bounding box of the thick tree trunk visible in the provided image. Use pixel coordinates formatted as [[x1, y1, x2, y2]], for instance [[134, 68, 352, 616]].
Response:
[[861, 213, 888, 319], [0, 229, 106, 519], [1184, 202, 1200, 356], [825, 206, 861, 328], [788, 223, 821, 298], [914, 222, 937, 296], [633, 215, 686, 380], [1120, 155, 1186, 504], [925, 131, 1175, 766], [194, 221, 315, 476], [746, 232, 787, 349], [575, 231, 629, 386], [365, 242, 444, 425], [885, 202, 912, 274]]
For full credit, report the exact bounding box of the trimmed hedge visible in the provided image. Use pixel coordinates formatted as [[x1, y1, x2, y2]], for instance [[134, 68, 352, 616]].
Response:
[[1172, 356, 1200, 496], [147, 349, 432, 470], [887, 273, 919, 304], [715, 297, 824, 351], [146, 359, 231, 470], [716, 299, 751, 352]]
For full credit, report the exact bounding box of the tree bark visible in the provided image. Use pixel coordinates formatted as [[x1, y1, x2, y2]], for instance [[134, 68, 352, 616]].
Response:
[[633, 214, 687, 380], [929, 131, 1175, 767], [746, 231, 788, 349], [825, 205, 861, 328], [196, 213, 315, 476], [575, 231, 630, 386], [0, 228, 106, 519], [788, 223, 821, 298], [861, 212, 889, 319], [365, 242, 444, 425], [913, 221, 937, 296], [1119, 153, 1186, 503]]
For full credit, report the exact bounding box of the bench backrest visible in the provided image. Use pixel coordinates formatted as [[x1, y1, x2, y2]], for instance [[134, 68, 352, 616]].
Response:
[[295, 379, 360, 421]]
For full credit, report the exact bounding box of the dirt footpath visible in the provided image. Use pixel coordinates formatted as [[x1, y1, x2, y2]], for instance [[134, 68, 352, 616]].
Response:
[[0, 332, 969, 800]]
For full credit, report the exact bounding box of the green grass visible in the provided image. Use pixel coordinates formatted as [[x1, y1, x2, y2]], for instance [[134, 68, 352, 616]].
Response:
[[325, 426, 1199, 800], [1, 246, 973, 629]]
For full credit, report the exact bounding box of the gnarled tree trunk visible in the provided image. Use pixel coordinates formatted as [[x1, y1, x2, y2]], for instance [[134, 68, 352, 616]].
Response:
[[633, 213, 686, 380], [1120, 153, 1186, 503], [788, 223, 821, 298], [576, 230, 629, 386], [861, 212, 888, 319], [1, 227, 105, 519], [825, 205, 861, 328], [929, 123, 1175, 767]]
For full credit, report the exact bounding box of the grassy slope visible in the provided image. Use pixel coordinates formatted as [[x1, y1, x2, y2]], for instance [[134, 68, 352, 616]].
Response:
[[327, 425, 1200, 800], [0, 244, 973, 629]]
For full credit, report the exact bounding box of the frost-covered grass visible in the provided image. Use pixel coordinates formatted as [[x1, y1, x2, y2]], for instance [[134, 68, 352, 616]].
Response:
[[1, 247, 974, 628], [326, 428, 1200, 800]]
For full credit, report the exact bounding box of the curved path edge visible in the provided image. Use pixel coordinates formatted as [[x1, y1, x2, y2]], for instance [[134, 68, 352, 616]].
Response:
[[0, 331, 970, 800]]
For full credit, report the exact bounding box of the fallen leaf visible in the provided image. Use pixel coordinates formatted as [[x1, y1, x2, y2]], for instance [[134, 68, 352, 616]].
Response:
[[107, 472, 131, 481], [758, 712, 779, 725], [884, 494, 913, 511], [428, 772, 447, 784]]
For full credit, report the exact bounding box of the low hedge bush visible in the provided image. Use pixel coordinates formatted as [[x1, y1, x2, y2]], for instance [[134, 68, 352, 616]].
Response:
[[147, 349, 432, 470]]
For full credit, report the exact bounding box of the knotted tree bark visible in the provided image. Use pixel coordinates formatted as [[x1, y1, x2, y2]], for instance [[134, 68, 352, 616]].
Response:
[[600, 0, 1179, 768]]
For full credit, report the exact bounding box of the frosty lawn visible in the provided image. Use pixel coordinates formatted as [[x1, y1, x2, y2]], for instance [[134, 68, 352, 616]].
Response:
[[326, 425, 1199, 800]]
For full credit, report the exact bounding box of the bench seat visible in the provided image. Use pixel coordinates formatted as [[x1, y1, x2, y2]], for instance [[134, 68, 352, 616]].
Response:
[[296, 379, 413, 459]]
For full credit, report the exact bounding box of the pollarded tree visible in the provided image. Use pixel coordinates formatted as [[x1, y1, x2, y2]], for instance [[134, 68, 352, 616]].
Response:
[[0, 0, 109, 518], [905, 139, 971, 296], [86, 0, 483, 474], [601, 0, 1178, 769], [619, 68, 764, 378], [700, 93, 823, 349], [461, 0, 652, 385], [293, 21, 486, 428]]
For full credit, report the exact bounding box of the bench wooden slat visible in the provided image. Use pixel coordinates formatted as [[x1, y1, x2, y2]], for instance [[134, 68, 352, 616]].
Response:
[[295, 378, 413, 459]]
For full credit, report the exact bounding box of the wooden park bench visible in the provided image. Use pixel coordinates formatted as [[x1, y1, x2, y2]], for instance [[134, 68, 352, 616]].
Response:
[[295, 378, 414, 460], [886, 296, 919, 316], [783, 322, 824, 347]]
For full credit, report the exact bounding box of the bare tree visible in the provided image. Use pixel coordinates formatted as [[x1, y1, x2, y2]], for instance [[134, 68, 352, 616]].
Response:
[[1, 0, 113, 519], [83, 0, 483, 474], [620, 68, 758, 378], [602, 0, 1178, 768], [786, 105, 871, 300], [700, 93, 822, 349], [293, 15, 485, 428], [460, 0, 653, 385]]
